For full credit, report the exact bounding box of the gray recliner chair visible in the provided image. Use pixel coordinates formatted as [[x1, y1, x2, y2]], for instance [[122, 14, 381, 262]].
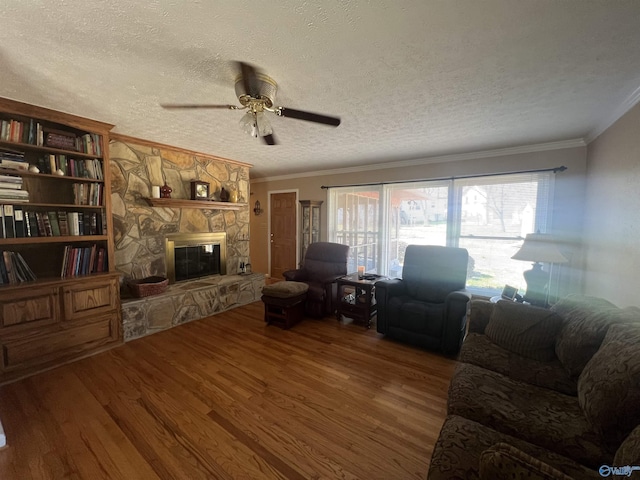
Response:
[[375, 245, 472, 354], [283, 242, 349, 318]]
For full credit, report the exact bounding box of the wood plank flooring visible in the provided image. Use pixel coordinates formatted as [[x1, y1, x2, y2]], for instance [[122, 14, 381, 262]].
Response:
[[0, 301, 457, 479]]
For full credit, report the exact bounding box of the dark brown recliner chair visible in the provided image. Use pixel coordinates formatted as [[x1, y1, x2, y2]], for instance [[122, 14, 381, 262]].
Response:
[[283, 242, 349, 318], [375, 245, 472, 354]]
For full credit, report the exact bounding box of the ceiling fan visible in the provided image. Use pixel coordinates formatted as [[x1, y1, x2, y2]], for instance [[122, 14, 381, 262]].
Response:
[[161, 62, 341, 145]]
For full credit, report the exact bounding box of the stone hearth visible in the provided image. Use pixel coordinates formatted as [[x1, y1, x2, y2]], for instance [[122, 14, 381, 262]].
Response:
[[122, 273, 265, 341]]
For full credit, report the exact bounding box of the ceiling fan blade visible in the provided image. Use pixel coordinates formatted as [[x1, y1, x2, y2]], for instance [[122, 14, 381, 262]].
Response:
[[277, 107, 341, 126], [262, 133, 277, 145], [237, 61, 260, 97], [161, 104, 238, 109]]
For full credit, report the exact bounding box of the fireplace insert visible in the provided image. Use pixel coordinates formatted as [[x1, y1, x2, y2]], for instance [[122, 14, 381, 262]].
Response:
[[165, 232, 227, 283]]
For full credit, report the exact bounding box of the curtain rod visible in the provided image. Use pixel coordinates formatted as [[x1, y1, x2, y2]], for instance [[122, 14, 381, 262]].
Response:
[[320, 165, 567, 189]]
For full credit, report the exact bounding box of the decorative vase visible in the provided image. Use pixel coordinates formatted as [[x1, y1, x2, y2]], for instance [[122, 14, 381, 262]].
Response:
[[160, 183, 172, 199], [220, 187, 230, 202], [229, 189, 238, 203]]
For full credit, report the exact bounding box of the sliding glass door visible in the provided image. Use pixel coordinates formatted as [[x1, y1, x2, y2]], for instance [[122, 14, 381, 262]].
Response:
[[328, 186, 382, 274], [328, 171, 555, 295]]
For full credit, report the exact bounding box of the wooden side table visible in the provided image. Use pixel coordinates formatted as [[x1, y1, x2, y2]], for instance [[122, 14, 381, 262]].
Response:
[[336, 273, 386, 328]]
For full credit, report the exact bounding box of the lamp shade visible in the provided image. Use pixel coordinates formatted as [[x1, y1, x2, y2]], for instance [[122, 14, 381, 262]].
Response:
[[511, 234, 568, 264]]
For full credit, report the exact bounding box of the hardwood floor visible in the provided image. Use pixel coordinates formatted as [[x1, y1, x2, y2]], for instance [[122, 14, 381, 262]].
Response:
[[0, 301, 457, 479]]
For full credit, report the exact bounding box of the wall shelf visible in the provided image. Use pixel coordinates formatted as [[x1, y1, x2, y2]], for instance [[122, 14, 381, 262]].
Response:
[[144, 198, 246, 211]]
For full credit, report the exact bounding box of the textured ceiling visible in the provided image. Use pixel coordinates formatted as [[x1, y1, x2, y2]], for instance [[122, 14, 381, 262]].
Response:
[[1, 1, 640, 178]]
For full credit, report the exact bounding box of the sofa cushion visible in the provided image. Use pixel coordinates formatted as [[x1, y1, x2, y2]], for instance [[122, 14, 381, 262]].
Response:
[[262, 281, 309, 298], [427, 415, 601, 480], [479, 443, 575, 480], [485, 301, 563, 362], [448, 362, 610, 468], [614, 424, 640, 468], [468, 299, 494, 334], [578, 323, 640, 447], [388, 296, 444, 336], [552, 295, 639, 377], [460, 333, 577, 395]]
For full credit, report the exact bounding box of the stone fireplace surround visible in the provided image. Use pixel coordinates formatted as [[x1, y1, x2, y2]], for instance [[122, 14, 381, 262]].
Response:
[[110, 134, 265, 340]]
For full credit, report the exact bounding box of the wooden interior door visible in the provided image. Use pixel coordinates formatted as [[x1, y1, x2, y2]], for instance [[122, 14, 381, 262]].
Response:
[[270, 192, 297, 279]]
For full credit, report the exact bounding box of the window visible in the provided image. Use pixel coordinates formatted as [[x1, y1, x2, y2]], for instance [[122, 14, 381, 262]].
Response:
[[328, 172, 555, 296], [328, 186, 381, 275]]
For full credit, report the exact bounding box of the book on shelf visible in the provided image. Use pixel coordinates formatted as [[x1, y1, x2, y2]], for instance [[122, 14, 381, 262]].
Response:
[[0, 188, 28, 197], [2, 252, 16, 283], [13, 206, 25, 238], [0, 251, 37, 284], [0, 174, 22, 184], [2, 205, 14, 238], [0, 182, 23, 190], [73, 183, 103, 206], [44, 130, 77, 151], [57, 211, 69, 236], [47, 212, 60, 236], [34, 212, 47, 236], [25, 212, 40, 237], [0, 119, 44, 147], [0, 159, 28, 171], [77, 133, 102, 156], [61, 244, 104, 278], [39, 212, 52, 236]]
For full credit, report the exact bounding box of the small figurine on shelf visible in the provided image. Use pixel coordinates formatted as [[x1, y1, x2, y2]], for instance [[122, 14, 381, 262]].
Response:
[[219, 187, 230, 202], [160, 182, 172, 199]]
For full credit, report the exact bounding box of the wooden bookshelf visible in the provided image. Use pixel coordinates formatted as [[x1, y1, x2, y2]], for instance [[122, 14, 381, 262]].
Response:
[[0, 97, 121, 384]]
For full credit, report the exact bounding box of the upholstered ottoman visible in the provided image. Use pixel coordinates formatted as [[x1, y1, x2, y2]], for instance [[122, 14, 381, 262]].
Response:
[[261, 282, 309, 329]]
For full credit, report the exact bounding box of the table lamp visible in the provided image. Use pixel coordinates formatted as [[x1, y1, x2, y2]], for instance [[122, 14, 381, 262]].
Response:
[[511, 234, 568, 307]]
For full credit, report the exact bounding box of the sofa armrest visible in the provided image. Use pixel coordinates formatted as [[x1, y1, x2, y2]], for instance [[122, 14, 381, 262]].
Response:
[[441, 289, 472, 354], [318, 274, 344, 286], [469, 299, 494, 334], [479, 443, 575, 480], [375, 278, 406, 297], [283, 269, 307, 282], [375, 279, 407, 334]]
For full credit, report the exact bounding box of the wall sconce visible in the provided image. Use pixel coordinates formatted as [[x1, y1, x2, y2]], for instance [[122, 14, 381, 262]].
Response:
[[253, 200, 263, 216]]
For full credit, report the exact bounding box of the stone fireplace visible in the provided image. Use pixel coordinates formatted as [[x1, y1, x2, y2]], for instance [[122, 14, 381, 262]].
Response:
[[109, 135, 265, 341], [166, 232, 227, 283]]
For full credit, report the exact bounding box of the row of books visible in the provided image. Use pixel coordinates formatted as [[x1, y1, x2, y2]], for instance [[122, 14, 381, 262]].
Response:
[[0, 251, 36, 284], [61, 244, 106, 278], [0, 150, 27, 171], [0, 174, 28, 204], [73, 182, 104, 206], [37, 155, 104, 179], [0, 118, 103, 156], [0, 206, 107, 238]]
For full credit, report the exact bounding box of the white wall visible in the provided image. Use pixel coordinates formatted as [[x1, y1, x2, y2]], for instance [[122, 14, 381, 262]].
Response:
[[583, 103, 640, 307]]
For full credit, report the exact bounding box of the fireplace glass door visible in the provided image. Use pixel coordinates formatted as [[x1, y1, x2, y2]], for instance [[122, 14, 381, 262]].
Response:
[[174, 243, 221, 281]]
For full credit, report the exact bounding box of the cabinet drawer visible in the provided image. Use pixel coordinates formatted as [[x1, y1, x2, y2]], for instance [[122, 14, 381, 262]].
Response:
[[63, 277, 118, 321], [1, 315, 116, 372], [0, 286, 60, 330]]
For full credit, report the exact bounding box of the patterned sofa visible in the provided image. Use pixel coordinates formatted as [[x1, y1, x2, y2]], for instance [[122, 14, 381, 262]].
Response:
[[428, 295, 640, 479]]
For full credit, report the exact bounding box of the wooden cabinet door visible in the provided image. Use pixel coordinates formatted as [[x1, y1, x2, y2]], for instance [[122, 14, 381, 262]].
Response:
[[62, 276, 118, 321], [0, 286, 60, 331]]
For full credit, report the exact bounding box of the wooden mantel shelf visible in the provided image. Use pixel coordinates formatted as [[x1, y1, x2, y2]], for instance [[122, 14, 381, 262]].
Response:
[[144, 198, 246, 211]]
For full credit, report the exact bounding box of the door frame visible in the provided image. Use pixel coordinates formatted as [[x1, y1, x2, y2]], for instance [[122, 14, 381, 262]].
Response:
[[267, 189, 299, 278]]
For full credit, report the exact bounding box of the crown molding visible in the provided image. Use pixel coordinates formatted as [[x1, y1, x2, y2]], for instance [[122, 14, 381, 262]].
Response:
[[585, 83, 640, 144], [250, 139, 585, 184]]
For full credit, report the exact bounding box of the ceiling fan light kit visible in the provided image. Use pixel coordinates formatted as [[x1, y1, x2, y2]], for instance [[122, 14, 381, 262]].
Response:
[[161, 61, 341, 145]]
